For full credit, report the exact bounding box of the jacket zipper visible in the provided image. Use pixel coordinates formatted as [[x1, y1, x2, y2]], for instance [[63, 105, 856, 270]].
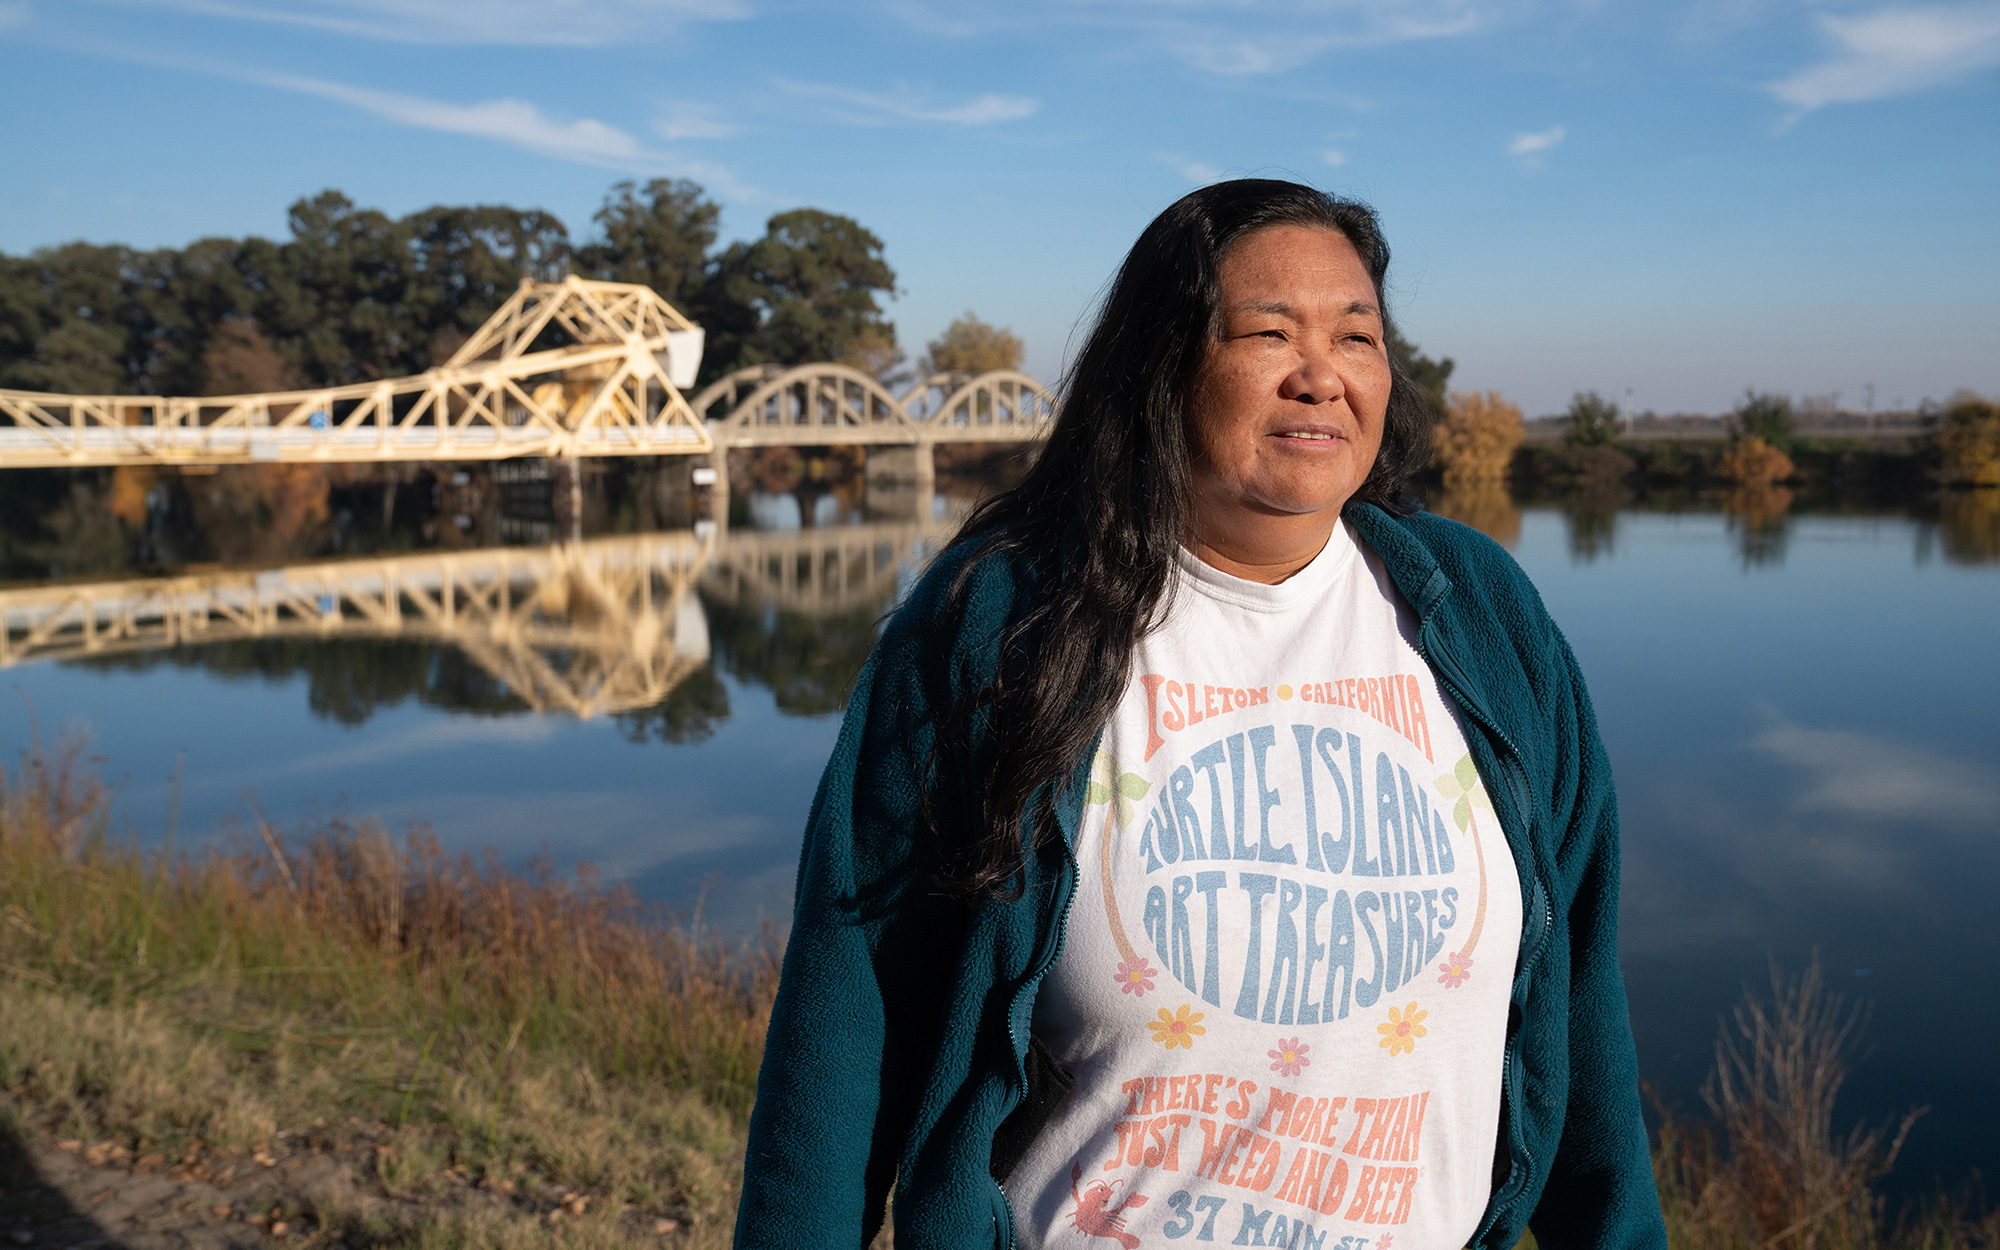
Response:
[[1414, 624, 1555, 1249], [994, 836, 1082, 1250]]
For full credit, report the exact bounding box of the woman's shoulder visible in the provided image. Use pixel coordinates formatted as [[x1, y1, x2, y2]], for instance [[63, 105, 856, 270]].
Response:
[[1354, 503, 1547, 614], [874, 524, 1042, 676]]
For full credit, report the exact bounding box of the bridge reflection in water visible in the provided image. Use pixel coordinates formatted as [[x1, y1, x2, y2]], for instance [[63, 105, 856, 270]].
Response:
[[0, 521, 954, 720]]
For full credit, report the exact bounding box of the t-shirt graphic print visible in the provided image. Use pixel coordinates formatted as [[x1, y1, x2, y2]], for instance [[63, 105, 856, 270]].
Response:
[[1008, 525, 1521, 1250]]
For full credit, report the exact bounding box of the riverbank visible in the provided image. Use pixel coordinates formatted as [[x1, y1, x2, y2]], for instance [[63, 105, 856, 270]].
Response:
[[2, 741, 1995, 1250], [0, 739, 773, 1249]]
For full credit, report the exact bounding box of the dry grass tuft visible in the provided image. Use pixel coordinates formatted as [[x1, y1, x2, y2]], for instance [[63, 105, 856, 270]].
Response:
[[1646, 958, 1998, 1250]]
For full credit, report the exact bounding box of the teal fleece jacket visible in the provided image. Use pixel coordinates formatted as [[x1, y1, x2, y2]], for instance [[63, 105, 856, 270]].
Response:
[[734, 503, 1666, 1250]]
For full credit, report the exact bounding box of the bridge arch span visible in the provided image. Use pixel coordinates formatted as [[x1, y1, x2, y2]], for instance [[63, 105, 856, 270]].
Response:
[[700, 362, 914, 448], [902, 370, 1058, 438], [694, 365, 1057, 448]]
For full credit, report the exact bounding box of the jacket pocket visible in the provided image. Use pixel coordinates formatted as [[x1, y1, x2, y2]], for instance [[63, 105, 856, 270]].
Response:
[[989, 1032, 1075, 1184]]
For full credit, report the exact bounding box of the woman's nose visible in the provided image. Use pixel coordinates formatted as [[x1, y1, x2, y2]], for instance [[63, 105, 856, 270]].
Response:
[[1279, 346, 1346, 405]]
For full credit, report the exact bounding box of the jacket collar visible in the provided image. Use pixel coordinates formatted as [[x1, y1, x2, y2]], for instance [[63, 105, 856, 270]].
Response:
[[1342, 501, 1453, 625]]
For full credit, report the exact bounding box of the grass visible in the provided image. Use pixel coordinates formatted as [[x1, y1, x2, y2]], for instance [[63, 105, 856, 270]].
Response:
[[1, 737, 1995, 1249], [0, 734, 776, 1247]]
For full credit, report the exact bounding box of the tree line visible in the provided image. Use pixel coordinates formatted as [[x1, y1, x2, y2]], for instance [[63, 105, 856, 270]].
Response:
[[0, 180, 903, 398], [0, 178, 1456, 407]]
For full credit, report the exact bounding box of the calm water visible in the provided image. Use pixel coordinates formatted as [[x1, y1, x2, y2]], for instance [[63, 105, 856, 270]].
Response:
[[3, 482, 1997, 1199]]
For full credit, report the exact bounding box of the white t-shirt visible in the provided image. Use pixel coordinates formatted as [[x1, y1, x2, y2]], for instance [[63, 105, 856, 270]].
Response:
[[1008, 522, 1521, 1250]]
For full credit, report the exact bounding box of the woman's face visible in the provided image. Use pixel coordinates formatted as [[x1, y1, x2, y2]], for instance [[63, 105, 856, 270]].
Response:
[[1186, 224, 1393, 545]]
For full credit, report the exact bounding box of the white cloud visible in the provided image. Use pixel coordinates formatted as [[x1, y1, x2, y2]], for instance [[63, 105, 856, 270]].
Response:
[[241, 71, 758, 196], [1754, 718, 2000, 830], [1676, 0, 1789, 44], [263, 73, 648, 160], [872, 0, 1491, 73], [1156, 154, 1225, 184], [782, 81, 1039, 126], [1507, 124, 1567, 155], [107, 0, 747, 46], [652, 100, 737, 142], [205, 714, 566, 786], [1161, 7, 1486, 74], [1322, 148, 1348, 166], [1769, 3, 2000, 119]]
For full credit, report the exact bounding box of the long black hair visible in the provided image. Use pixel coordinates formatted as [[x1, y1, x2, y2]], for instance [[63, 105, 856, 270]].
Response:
[[929, 178, 1432, 898]]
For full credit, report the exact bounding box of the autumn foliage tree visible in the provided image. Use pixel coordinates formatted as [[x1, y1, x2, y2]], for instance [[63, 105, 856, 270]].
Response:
[[1937, 392, 2000, 487], [919, 313, 1025, 376], [1434, 390, 1525, 485]]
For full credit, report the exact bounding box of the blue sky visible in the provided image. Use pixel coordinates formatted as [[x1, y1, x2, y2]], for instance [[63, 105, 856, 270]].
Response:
[[1, 0, 1995, 414]]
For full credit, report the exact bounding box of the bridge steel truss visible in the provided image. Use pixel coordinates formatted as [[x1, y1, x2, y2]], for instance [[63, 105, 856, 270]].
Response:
[[0, 278, 711, 469], [0, 265, 1060, 472]]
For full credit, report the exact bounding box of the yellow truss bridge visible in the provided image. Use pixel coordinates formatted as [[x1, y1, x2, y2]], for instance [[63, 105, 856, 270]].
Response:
[[0, 278, 1056, 470]]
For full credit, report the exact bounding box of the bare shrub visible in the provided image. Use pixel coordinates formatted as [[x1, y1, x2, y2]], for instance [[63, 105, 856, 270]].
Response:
[[1655, 957, 1923, 1250], [1719, 435, 1798, 486]]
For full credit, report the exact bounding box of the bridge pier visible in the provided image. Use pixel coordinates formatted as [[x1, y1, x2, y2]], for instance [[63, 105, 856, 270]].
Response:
[[556, 455, 584, 543], [693, 449, 730, 535], [914, 438, 935, 506], [865, 441, 936, 522]]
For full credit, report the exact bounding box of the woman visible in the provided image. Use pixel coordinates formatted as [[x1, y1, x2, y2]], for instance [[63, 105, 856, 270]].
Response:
[[734, 179, 1664, 1250]]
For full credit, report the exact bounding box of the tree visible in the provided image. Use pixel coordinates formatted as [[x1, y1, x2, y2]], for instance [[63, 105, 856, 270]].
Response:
[[0, 242, 144, 393], [834, 325, 910, 386], [245, 191, 422, 386], [1389, 326, 1453, 416], [1565, 390, 1622, 448], [1733, 390, 1795, 452], [919, 312, 1024, 376], [704, 209, 898, 376], [201, 317, 304, 395], [405, 203, 572, 355], [574, 179, 717, 311]]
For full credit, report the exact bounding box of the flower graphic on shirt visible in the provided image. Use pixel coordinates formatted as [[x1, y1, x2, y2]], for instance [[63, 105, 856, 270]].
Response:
[[1147, 1004, 1206, 1050], [1437, 950, 1474, 989], [1268, 1037, 1311, 1077], [1377, 1236, 1394, 1250], [1113, 958, 1157, 997], [1087, 750, 1151, 830], [1377, 1003, 1429, 1057], [1435, 753, 1494, 833]]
